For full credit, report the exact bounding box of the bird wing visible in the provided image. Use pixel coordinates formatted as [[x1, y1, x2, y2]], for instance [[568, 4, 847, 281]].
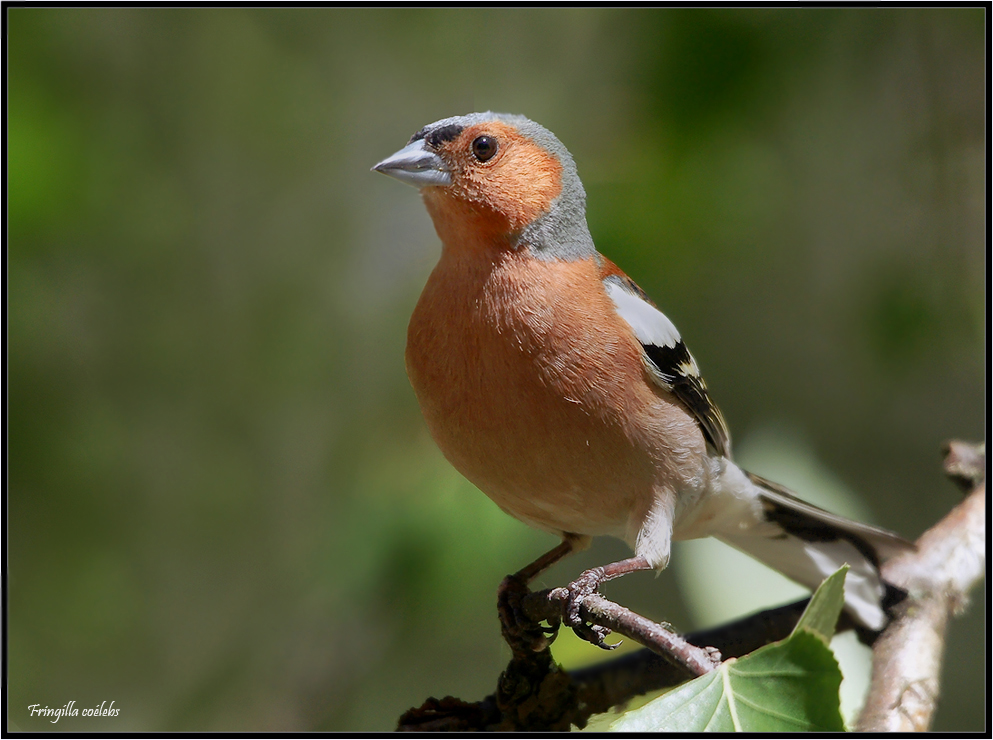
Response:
[[600, 264, 732, 459]]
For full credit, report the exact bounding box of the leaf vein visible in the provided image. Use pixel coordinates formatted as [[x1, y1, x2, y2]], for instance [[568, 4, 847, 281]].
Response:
[[721, 664, 742, 731]]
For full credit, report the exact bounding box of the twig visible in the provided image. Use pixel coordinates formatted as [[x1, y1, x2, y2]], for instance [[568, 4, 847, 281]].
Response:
[[568, 597, 811, 722], [518, 587, 721, 676], [855, 440, 986, 732]]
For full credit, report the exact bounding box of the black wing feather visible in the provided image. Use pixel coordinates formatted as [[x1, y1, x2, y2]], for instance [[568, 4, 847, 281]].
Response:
[[603, 273, 732, 458]]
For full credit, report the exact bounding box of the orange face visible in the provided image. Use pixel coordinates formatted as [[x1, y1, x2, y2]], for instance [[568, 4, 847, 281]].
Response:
[[422, 121, 564, 244]]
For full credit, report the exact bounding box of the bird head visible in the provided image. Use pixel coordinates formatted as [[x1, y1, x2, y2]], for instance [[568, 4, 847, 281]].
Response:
[[373, 112, 595, 258]]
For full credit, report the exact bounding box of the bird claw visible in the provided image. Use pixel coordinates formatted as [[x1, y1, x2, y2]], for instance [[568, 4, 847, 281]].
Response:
[[498, 574, 559, 653], [574, 622, 620, 650], [561, 568, 601, 624], [558, 567, 620, 650]]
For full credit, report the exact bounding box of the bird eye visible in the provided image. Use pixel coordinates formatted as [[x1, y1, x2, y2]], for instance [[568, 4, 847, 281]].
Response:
[[471, 135, 497, 162]]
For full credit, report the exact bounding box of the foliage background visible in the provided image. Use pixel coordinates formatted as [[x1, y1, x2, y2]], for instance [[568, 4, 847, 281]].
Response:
[[7, 7, 986, 732]]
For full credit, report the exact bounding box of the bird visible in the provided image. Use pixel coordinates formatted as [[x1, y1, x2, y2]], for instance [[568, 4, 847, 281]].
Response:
[[372, 112, 913, 647]]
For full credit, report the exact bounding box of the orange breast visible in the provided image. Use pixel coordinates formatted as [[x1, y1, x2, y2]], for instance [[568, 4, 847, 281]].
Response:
[[405, 248, 701, 539]]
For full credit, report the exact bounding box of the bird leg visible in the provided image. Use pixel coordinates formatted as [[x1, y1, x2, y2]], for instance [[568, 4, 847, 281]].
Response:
[[559, 555, 653, 649], [498, 539, 576, 655]]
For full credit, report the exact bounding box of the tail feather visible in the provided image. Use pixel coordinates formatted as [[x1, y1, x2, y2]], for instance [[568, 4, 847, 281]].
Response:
[[724, 471, 915, 633], [746, 472, 915, 562]]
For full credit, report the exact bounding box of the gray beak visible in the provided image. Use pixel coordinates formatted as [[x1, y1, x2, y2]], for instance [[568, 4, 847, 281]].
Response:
[[372, 138, 452, 187]]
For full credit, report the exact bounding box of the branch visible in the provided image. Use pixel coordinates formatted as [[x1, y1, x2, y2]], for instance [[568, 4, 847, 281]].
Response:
[[397, 440, 986, 732], [855, 440, 986, 732], [516, 587, 721, 677], [568, 597, 811, 721], [397, 597, 811, 731]]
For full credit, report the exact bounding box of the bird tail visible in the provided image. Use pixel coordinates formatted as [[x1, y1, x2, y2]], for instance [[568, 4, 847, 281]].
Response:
[[718, 471, 915, 636]]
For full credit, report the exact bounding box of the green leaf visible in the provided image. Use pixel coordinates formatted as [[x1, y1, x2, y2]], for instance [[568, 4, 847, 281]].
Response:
[[791, 564, 847, 642], [610, 568, 849, 732], [610, 631, 844, 732]]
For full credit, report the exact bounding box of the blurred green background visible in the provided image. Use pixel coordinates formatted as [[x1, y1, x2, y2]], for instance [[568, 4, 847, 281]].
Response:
[[7, 7, 986, 732]]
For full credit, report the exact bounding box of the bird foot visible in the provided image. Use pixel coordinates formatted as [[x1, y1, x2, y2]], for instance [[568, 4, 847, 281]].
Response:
[[497, 573, 560, 654], [554, 567, 620, 650]]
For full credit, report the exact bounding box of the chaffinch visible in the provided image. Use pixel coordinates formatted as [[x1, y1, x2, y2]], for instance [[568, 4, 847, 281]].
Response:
[[373, 112, 913, 645]]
